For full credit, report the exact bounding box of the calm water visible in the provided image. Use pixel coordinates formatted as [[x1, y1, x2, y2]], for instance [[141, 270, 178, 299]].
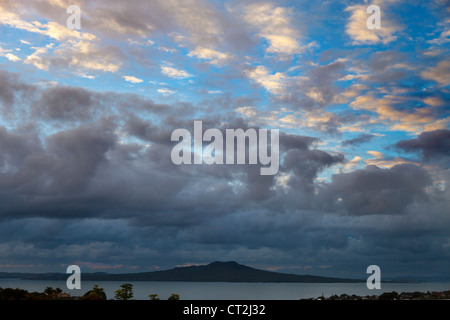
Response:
[[1, 280, 450, 300]]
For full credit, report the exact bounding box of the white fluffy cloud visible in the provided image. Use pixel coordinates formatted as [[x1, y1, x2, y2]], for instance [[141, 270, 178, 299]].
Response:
[[241, 2, 302, 55], [0, 46, 21, 62], [123, 75, 144, 84], [161, 65, 192, 79], [188, 47, 230, 66], [245, 65, 287, 95]]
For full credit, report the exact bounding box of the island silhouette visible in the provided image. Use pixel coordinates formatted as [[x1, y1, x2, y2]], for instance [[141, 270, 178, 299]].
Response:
[[0, 261, 364, 283]]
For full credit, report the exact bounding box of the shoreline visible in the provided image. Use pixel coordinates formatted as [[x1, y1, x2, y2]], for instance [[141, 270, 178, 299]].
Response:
[[304, 290, 450, 300]]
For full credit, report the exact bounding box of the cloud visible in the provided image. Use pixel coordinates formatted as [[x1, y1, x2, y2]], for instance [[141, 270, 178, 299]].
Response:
[[188, 47, 230, 66], [244, 65, 287, 95], [0, 0, 449, 279], [421, 60, 450, 86], [123, 75, 144, 84], [161, 65, 192, 79], [3, 53, 21, 62], [0, 3, 123, 74], [345, 3, 402, 44], [342, 156, 363, 172], [50, 41, 123, 73], [125, 115, 168, 144], [22, 36, 123, 74], [241, 61, 350, 133], [0, 126, 43, 172], [279, 133, 319, 151], [340, 50, 450, 134], [422, 96, 444, 107], [363, 150, 418, 169], [34, 86, 96, 121], [396, 129, 450, 167], [282, 146, 345, 195], [428, 17, 450, 45], [328, 164, 432, 216], [0, 72, 347, 225], [157, 88, 176, 95], [363, 51, 410, 83], [349, 94, 442, 133], [278, 61, 346, 113], [23, 44, 54, 71], [0, 122, 116, 202], [241, 2, 302, 55], [342, 134, 375, 147], [0, 46, 21, 62], [0, 69, 36, 113]]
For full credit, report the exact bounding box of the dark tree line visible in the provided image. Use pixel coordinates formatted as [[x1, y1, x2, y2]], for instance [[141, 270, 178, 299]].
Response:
[[0, 284, 179, 300]]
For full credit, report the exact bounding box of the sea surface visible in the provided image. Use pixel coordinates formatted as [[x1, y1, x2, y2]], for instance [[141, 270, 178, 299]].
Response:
[[1, 279, 449, 300]]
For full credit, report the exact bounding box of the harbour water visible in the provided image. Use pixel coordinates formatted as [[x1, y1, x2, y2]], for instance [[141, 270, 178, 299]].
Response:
[[1, 279, 449, 300]]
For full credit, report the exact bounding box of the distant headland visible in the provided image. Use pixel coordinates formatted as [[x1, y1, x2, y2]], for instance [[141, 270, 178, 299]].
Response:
[[0, 261, 365, 283]]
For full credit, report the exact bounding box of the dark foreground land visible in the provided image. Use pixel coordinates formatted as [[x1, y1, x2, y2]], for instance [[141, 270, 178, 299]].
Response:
[[0, 284, 179, 300], [305, 290, 450, 300], [1, 286, 450, 300]]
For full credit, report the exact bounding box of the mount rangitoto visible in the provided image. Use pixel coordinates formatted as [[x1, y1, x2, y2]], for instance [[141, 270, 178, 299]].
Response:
[[0, 261, 364, 283]]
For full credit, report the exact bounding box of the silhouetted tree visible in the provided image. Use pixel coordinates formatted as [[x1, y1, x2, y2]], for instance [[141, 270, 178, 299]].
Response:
[[82, 284, 107, 300], [378, 291, 399, 300], [43, 287, 65, 299], [168, 293, 180, 300], [114, 283, 134, 300], [0, 288, 29, 300], [44, 287, 56, 298]]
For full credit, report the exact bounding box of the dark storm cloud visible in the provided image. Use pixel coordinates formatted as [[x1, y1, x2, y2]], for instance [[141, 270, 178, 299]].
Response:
[[0, 68, 346, 237], [395, 129, 450, 165], [279, 133, 345, 195], [0, 70, 36, 115], [279, 133, 319, 150], [107, 92, 182, 117], [35, 86, 95, 121], [283, 148, 344, 196], [342, 133, 375, 147], [0, 125, 42, 168], [0, 87, 341, 224], [0, 75, 346, 223], [125, 114, 174, 145], [44, 122, 117, 193], [327, 164, 432, 216], [0, 119, 119, 219]]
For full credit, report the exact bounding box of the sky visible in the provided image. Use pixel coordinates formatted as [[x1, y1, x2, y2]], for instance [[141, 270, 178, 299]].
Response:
[[0, 0, 449, 280]]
